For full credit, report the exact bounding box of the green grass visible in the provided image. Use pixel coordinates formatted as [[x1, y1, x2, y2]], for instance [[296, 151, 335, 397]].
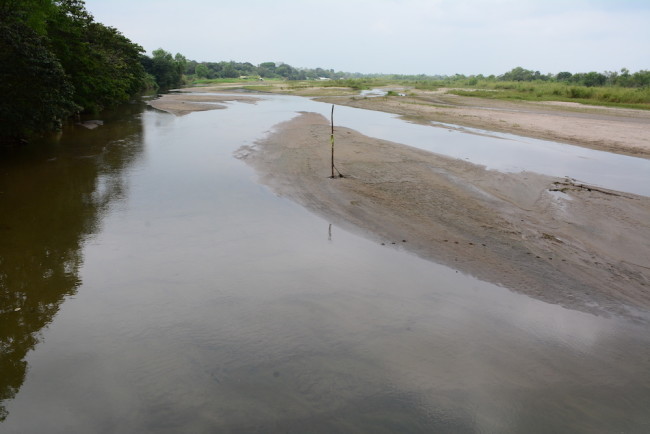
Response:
[[409, 80, 447, 91], [241, 85, 276, 92], [271, 78, 389, 91], [319, 78, 388, 90], [446, 80, 650, 109]]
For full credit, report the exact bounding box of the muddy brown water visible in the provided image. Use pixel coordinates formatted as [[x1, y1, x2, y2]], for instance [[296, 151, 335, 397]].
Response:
[[1, 95, 649, 433]]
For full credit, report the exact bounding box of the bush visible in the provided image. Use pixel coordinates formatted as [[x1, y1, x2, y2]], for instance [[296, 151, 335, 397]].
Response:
[[0, 21, 78, 141], [567, 87, 593, 99]]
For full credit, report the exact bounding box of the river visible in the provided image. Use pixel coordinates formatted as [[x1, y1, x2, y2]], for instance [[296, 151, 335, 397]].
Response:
[[1, 93, 649, 433]]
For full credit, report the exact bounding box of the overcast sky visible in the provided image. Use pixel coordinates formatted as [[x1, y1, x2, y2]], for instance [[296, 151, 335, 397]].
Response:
[[84, 0, 649, 76]]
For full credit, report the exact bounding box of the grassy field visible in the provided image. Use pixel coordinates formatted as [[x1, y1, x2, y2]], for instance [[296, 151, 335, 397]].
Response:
[[446, 81, 650, 109], [321, 79, 650, 109], [301, 78, 650, 109]]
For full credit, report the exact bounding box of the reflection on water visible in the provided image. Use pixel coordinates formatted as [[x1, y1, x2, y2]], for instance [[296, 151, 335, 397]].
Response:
[[1, 95, 649, 433], [0, 103, 145, 421]]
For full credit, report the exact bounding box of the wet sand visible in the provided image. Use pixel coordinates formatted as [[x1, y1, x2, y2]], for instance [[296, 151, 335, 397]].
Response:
[[238, 112, 650, 322], [146, 92, 259, 116]]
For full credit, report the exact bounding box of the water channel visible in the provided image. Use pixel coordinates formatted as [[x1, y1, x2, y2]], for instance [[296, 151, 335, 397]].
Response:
[[1, 93, 649, 433]]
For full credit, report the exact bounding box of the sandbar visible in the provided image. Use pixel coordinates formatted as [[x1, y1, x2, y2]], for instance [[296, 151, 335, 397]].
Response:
[[238, 112, 650, 322]]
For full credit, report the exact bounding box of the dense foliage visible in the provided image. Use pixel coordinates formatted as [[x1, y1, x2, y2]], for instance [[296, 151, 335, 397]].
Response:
[[185, 60, 346, 81], [488, 66, 649, 88], [46, 0, 147, 112], [141, 49, 186, 90], [0, 0, 149, 143], [0, 17, 77, 140]]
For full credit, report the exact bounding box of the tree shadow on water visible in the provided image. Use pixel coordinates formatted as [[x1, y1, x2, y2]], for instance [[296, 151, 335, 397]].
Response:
[[0, 104, 145, 421]]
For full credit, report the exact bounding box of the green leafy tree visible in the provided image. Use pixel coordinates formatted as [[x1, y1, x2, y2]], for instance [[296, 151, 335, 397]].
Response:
[[46, 0, 146, 112], [221, 61, 237, 78], [145, 48, 185, 88], [0, 0, 55, 34], [500, 67, 534, 81], [582, 71, 607, 87], [0, 3, 77, 142], [630, 70, 650, 88], [174, 53, 187, 80], [1, 0, 149, 142], [195, 63, 209, 78], [276, 63, 296, 79]]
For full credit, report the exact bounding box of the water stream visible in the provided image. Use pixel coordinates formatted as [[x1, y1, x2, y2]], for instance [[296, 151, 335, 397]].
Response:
[[1, 94, 649, 433]]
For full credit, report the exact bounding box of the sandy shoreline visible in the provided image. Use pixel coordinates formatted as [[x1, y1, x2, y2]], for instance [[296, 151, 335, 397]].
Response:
[[238, 112, 650, 322]]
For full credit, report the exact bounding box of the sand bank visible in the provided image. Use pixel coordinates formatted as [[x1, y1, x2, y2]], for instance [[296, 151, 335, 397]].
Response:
[[238, 112, 650, 322], [146, 92, 259, 116]]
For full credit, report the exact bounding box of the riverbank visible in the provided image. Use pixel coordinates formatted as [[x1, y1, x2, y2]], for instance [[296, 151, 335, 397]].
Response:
[[238, 112, 650, 322]]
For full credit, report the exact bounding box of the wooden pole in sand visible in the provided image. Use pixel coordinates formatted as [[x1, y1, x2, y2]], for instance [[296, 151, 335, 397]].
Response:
[[330, 104, 335, 178]]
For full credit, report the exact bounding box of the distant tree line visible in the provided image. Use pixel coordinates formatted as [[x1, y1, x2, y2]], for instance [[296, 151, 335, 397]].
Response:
[[383, 66, 650, 88], [0, 0, 186, 144], [493, 66, 650, 88], [185, 61, 650, 90], [185, 60, 350, 81]]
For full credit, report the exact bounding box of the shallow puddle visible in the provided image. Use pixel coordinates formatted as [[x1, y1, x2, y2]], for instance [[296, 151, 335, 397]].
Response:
[[1, 94, 649, 433]]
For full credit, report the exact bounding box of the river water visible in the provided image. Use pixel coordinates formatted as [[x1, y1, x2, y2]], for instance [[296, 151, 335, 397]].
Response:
[[1, 93, 649, 433]]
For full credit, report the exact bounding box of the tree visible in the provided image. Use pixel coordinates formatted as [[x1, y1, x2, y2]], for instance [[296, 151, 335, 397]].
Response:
[[0, 2, 77, 142], [145, 48, 185, 89], [174, 53, 187, 79], [259, 61, 276, 70], [0, 0, 55, 34], [276, 63, 297, 79], [1, 0, 149, 142], [630, 70, 650, 88], [499, 67, 536, 82], [45, 0, 146, 112], [582, 71, 606, 87], [195, 63, 209, 78]]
